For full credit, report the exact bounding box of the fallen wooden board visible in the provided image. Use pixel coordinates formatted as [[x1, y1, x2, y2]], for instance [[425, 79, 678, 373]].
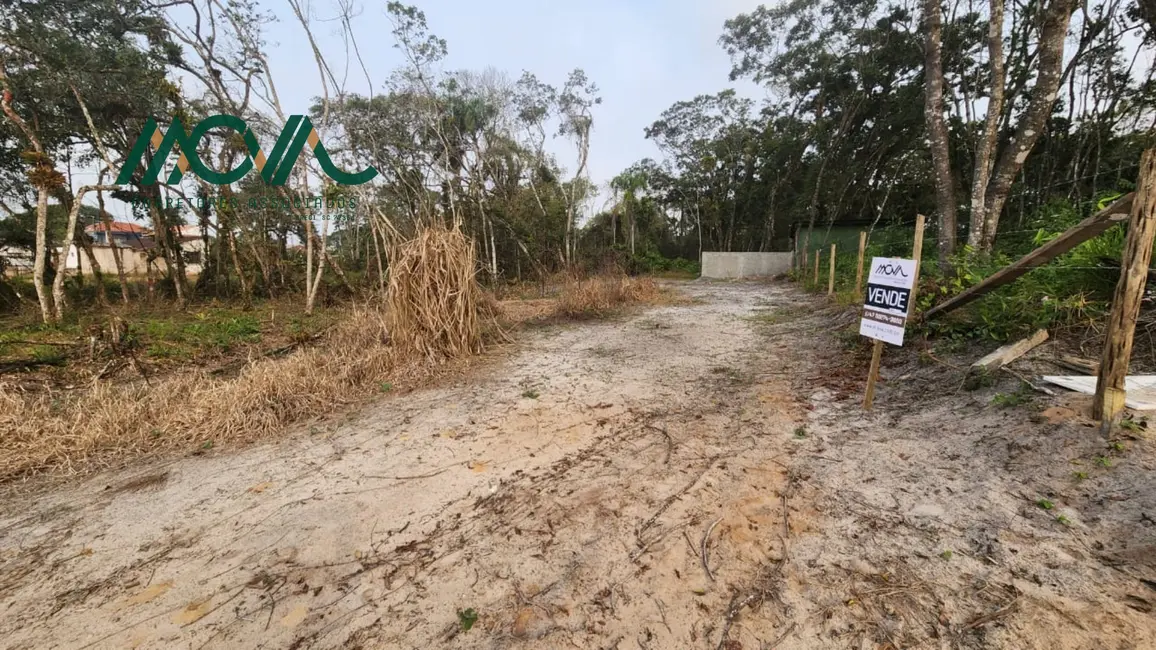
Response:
[[972, 329, 1049, 371], [1051, 355, 1099, 375], [925, 193, 1135, 320], [1041, 375, 1156, 410]]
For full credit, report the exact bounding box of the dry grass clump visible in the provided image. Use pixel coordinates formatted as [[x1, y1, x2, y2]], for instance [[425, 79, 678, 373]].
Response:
[[556, 275, 663, 319], [0, 226, 494, 482], [386, 225, 489, 360], [0, 306, 399, 480]]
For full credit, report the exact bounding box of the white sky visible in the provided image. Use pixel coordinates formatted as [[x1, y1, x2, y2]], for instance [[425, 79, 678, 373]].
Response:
[[81, 0, 767, 223], [259, 0, 766, 189]]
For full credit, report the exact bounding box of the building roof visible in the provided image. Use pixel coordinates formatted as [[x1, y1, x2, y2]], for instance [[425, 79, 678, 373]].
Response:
[[85, 221, 149, 234], [91, 236, 156, 251]]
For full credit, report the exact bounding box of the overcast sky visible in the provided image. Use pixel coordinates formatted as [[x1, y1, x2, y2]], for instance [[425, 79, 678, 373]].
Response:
[[84, 0, 767, 222], [259, 0, 766, 196]]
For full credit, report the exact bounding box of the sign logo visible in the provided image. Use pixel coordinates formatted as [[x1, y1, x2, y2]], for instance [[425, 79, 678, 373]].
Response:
[[116, 114, 377, 186], [873, 262, 910, 278]]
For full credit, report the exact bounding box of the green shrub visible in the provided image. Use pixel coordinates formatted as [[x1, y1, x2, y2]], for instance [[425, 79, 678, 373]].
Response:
[[917, 196, 1124, 342]]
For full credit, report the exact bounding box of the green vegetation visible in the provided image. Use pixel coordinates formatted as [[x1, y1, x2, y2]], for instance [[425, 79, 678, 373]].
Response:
[[991, 387, 1033, 409], [456, 608, 478, 632]]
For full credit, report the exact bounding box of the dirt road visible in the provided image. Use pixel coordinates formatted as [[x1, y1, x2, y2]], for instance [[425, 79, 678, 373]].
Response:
[[2, 281, 1154, 649]]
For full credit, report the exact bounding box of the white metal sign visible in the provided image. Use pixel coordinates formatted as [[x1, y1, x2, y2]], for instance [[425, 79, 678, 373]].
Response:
[[859, 257, 917, 346]]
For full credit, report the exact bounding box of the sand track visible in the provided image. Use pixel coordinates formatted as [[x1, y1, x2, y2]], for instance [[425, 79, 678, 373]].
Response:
[[2, 281, 1153, 649]]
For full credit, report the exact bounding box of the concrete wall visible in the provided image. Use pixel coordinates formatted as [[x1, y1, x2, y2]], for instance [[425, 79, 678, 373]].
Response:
[[700, 252, 792, 279], [67, 243, 205, 277]]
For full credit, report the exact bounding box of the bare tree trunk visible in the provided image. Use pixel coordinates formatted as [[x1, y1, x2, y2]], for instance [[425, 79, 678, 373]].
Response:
[[305, 218, 315, 314], [146, 195, 186, 306], [969, 0, 1007, 250], [228, 228, 251, 304], [610, 191, 618, 246], [2, 74, 55, 323], [487, 213, 498, 280], [246, 235, 274, 299], [52, 185, 117, 321], [923, 0, 958, 268], [97, 188, 129, 304], [33, 187, 53, 324], [369, 214, 386, 293], [74, 227, 108, 308], [980, 0, 1077, 250]]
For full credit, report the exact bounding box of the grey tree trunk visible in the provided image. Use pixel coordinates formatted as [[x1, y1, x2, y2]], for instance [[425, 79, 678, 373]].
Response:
[[968, 0, 1007, 250], [980, 0, 1077, 250], [923, 0, 958, 268], [33, 187, 53, 324]]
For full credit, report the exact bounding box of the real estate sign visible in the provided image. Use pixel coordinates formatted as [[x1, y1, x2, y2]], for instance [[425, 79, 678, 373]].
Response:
[[859, 257, 917, 346]]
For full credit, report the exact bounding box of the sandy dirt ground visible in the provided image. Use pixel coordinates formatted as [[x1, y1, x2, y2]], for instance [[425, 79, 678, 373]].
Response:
[[1, 281, 1155, 649]]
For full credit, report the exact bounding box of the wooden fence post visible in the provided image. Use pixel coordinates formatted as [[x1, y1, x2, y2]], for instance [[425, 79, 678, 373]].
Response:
[[1093, 149, 1156, 434], [855, 231, 867, 300], [865, 215, 925, 410], [813, 249, 820, 286], [910, 215, 926, 307], [828, 243, 836, 296]]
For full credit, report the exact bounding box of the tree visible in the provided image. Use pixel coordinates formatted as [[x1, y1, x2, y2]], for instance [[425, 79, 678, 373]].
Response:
[[923, 0, 958, 267]]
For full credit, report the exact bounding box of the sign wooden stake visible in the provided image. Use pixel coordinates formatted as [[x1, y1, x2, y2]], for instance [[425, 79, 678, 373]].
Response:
[[813, 250, 820, 286], [864, 214, 925, 410], [855, 231, 867, 300], [828, 243, 836, 296], [1093, 149, 1156, 434]]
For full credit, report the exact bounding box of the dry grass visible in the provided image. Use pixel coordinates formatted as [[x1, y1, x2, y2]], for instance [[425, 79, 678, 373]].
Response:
[[556, 275, 663, 319], [0, 226, 494, 482], [386, 225, 490, 360], [0, 306, 401, 480], [0, 254, 664, 481]]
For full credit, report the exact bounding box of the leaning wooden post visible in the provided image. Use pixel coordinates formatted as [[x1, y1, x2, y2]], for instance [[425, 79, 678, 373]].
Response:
[[865, 215, 925, 410], [813, 249, 820, 286], [1093, 149, 1156, 434], [828, 243, 836, 296], [855, 231, 867, 300]]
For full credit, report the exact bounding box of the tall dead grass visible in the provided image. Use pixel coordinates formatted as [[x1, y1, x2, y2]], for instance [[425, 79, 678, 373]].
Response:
[[556, 275, 662, 319], [0, 226, 490, 481], [386, 225, 489, 360], [0, 306, 399, 480]]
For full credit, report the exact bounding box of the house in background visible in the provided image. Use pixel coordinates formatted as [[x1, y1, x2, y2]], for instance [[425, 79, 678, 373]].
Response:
[[66, 221, 210, 277], [86, 221, 150, 247], [0, 246, 33, 276]]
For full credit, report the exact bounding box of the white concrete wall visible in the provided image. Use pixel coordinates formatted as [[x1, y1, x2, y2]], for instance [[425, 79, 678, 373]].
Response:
[[700, 252, 792, 279]]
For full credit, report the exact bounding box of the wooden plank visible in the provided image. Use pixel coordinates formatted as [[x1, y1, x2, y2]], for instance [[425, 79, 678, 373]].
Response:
[[972, 329, 1049, 371], [924, 193, 1135, 320], [1094, 152, 1156, 433], [1053, 354, 1098, 374]]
